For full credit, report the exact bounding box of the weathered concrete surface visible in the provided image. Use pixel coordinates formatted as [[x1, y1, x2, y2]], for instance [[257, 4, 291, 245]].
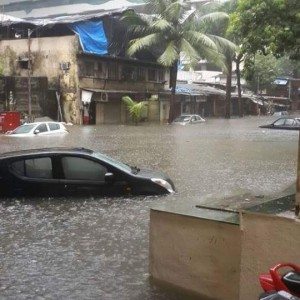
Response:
[[239, 212, 300, 300], [0, 36, 78, 81], [149, 192, 297, 299], [150, 210, 241, 300]]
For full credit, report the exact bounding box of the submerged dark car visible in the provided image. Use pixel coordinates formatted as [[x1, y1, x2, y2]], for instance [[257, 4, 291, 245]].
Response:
[[0, 148, 175, 197], [259, 117, 300, 130]]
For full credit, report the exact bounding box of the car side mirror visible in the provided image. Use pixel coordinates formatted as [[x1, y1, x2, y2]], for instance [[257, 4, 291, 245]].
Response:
[[105, 172, 115, 183], [34, 129, 40, 134]]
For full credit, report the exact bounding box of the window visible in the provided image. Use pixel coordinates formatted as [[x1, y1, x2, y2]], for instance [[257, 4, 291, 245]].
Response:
[[107, 62, 118, 79], [11, 160, 25, 176], [84, 61, 95, 77], [18, 57, 30, 69], [148, 68, 157, 82], [36, 124, 48, 133], [25, 158, 53, 179], [61, 157, 107, 181], [158, 69, 165, 82], [284, 119, 295, 126], [12, 124, 35, 134], [121, 64, 137, 80], [274, 118, 285, 126], [137, 67, 146, 81], [94, 62, 104, 77], [48, 123, 60, 131], [11, 157, 53, 179]]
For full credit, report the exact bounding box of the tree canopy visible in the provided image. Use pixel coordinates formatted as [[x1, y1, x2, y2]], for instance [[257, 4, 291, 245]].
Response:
[[122, 0, 236, 121], [229, 0, 300, 59], [122, 0, 236, 69]]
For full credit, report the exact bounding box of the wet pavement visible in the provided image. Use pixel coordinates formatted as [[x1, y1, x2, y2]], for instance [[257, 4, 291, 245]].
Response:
[[0, 116, 298, 299]]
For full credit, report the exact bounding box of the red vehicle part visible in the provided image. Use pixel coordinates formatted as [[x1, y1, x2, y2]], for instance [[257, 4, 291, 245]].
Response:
[[0, 111, 21, 133], [259, 263, 300, 297]]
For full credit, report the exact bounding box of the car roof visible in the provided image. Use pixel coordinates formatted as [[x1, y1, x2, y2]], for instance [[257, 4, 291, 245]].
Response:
[[21, 121, 62, 126], [0, 147, 94, 160]]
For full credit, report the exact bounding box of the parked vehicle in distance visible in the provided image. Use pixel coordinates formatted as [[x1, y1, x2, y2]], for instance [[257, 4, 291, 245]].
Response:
[[172, 114, 205, 125], [272, 111, 289, 117], [0, 148, 175, 197], [259, 117, 300, 130], [6, 122, 68, 137]]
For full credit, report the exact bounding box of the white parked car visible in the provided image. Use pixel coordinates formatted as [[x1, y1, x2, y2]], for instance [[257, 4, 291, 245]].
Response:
[[6, 122, 69, 137], [172, 114, 205, 125]]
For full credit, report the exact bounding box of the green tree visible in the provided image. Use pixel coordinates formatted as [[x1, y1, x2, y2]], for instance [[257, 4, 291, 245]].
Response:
[[276, 56, 300, 78], [122, 0, 236, 122], [227, 0, 300, 113], [122, 96, 146, 125], [242, 53, 300, 94], [203, 1, 238, 118], [230, 0, 300, 60], [222, 0, 245, 117]]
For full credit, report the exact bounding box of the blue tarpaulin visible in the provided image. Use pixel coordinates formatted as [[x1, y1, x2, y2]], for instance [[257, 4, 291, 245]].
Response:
[[70, 20, 108, 55]]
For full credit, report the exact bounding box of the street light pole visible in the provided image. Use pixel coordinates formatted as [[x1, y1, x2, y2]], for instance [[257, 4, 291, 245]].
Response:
[[27, 28, 32, 122], [296, 131, 300, 217]]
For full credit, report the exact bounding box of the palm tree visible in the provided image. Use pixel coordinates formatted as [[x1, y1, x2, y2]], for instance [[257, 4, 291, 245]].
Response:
[[122, 96, 146, 125], [122, 0, 236, 122]]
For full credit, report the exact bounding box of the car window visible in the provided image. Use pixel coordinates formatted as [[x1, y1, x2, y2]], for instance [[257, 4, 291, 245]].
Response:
[[94, 152, 131, 173], [12, 124, 36, 134], [48, 123, 60, 131], [196, 116, 202, 121], [174, 116, 191, 122], [61, 156, 107, 181], [191, 116, 197, 122], [284, 119, 295, 126], [11, 157, 53, 179], [273, 118, 285, 126], [36, 123, 48, 133], [25, 157, 53, 178], [10, 160, 25, 176]]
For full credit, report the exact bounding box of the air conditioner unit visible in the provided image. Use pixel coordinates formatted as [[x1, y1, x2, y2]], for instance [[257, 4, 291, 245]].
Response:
[[100, 92, 108, 102]]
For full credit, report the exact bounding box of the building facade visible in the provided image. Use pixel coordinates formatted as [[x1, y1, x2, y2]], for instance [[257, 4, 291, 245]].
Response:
[[0, 10, 171, 124]]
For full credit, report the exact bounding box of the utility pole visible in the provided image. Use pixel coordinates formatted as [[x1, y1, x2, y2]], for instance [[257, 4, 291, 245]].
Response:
[[296, 131, 300, 217], [27, 28, 32, 122]]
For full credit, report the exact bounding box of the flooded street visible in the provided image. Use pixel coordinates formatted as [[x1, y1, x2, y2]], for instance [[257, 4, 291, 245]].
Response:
[[0, 116, 298, 299]]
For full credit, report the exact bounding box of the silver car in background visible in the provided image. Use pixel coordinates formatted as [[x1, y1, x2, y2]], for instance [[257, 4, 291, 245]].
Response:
[[6, 122, 69, 137], [172, 114, 205, 125]]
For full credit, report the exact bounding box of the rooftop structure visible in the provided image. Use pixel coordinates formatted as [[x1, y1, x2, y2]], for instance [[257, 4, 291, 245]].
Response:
[[1, 0, 145, 19]]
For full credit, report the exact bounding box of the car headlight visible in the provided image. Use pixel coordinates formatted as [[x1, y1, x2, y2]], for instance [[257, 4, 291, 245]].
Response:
[[151, 178, 174, 193]]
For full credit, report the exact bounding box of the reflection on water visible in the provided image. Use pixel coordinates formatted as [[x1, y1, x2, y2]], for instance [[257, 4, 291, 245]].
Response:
[[0, 117, 298, 299]]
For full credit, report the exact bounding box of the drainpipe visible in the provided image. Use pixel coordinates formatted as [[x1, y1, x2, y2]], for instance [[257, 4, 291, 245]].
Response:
[[296, 131, 300, 217]]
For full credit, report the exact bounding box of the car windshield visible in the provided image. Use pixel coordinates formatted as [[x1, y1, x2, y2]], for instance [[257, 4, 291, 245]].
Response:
[[94, 152, 132, 173], [12, 124, 36, 134], [273, 118, 285, 126], [174, 116, 191, 122]]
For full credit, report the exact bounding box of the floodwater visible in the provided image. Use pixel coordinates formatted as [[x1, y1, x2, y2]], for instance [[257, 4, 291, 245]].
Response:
[[0, 116, 298, 299]]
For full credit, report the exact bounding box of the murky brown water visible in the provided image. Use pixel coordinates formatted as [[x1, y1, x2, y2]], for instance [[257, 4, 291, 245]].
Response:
[[0, 116, 298, 299]]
